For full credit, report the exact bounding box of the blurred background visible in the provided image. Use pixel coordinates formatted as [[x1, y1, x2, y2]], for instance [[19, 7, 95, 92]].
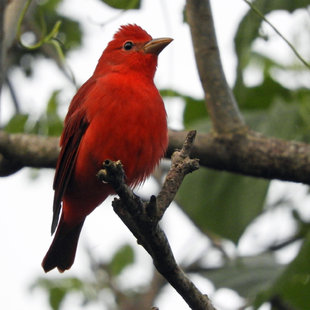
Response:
[[1, 0, 310, 309]]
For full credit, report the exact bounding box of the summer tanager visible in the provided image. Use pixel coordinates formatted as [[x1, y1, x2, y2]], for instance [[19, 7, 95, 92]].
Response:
[[42, 24, 172, 272]]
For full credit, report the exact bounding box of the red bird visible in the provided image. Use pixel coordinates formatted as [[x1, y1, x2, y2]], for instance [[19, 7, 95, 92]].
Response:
[[42, 24, 172, 272]]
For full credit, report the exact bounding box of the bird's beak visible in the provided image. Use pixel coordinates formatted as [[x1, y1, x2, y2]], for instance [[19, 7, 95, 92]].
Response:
[[143, 37, 173, 55]]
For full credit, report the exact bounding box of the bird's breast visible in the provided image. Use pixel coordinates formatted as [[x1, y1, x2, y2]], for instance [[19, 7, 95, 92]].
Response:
[[76, 75, 168, 189]]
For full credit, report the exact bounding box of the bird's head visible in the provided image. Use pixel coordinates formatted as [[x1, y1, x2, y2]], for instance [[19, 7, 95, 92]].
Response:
[[94, 24, 173, 79]]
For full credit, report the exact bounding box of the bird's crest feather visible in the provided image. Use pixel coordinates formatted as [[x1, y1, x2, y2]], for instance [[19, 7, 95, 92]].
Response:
[[113, 24, 152, 42]]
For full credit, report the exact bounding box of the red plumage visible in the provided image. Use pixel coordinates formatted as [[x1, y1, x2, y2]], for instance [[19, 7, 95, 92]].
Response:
[[42, 24, 172, 272]]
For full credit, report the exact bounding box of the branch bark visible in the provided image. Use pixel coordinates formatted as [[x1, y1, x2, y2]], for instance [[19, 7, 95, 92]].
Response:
[[2, 130, 310, 185], [167, 130, 310, 184], [96, 132, 216, 310], [0, 0, 8, 100], [185, 0, 246, 133], [0, 130, 58, 176], [156, 130, 199, 219]]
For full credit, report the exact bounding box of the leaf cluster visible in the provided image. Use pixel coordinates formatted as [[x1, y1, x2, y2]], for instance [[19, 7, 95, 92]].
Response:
[[32, 244, 136, 310], [169, 1, 310, 309]]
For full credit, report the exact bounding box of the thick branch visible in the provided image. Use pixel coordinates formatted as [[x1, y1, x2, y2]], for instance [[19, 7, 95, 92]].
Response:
[[0, 0, 8, 98], [2, 130, 310, 185], [185, 0, 246, 133], [0, 153, 23, 176], [96, 133, 215, 310], [167, 130, 310, 184], [0, 130, 59, 175]]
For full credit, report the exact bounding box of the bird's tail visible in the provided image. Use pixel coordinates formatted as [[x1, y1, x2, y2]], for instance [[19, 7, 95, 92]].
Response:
[[42, 215, 84, 273]]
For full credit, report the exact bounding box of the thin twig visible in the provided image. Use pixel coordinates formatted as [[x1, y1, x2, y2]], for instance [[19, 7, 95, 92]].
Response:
[[243, 0, 310, 70], [96, 132, 216, 310], [156, 130, 199, 219], [17, 0, 76, 85], [0, 0, 8, 110], [267, 234, 302, 252], [5, 76, 21, 114], [17, 0, 62, 52]]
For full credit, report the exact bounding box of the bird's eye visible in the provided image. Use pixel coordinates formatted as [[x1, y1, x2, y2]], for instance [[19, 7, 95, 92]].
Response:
[[123, 41, 134, 51]]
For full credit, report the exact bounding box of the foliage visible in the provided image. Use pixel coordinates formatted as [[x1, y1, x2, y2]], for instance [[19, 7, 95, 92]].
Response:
[[6, 0, 81, 80], [205, 253, 284, 300], [168, 0, 310, 308], [254, 233, 310, 310], [32, 244, 136, 310], [5, 90, 63, 136], [100, 0, 141, 10], [177, 169, 269, 243]]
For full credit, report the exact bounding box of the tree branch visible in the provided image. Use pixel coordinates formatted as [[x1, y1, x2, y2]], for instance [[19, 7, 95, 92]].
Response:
[[185, 0, 246, 133], [5, 76, 21, 113], [167, 130, 310, 184], [183, 1, 310, 184], [0, 130, 59, 176], [0, 153, 23, 176], [156, 130, 199, 220], [2, 130, 310, 185], [0, 0, 8, 101], [96, 132, 216, 310], [2, 0, 29, 86]]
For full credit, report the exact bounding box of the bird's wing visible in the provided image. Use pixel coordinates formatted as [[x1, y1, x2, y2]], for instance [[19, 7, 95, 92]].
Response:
[[51, 79, 97, 234]]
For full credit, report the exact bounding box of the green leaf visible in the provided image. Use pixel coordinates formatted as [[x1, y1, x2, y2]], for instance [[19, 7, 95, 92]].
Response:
[[234, 0, 310, 88], [38, 14, 82, 51], [255, 234, 310, 309], [234, 54, 292, 110], [11, 0, 82, 76], [205, 253, 284, 298], [33, 3, 82, 52], [58, 16, 82, 50], [46, 90, 61, 114], [244, 99, 303, 140], [101, 0, 141, 10], [45, 91, 63, 136], [49, 287, 66, 310], [39, 0, 63, 12], [32, 277, 84, 310], [176, 168, 269, 243], [160, 88, 207, 128], [298, 91, 310, 140], [30, 90, 63, 136], [176, 98, 306, 244], [109, 244, 135, 276], [4, 114, 29, 133], [183, 98, 208, 129]]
